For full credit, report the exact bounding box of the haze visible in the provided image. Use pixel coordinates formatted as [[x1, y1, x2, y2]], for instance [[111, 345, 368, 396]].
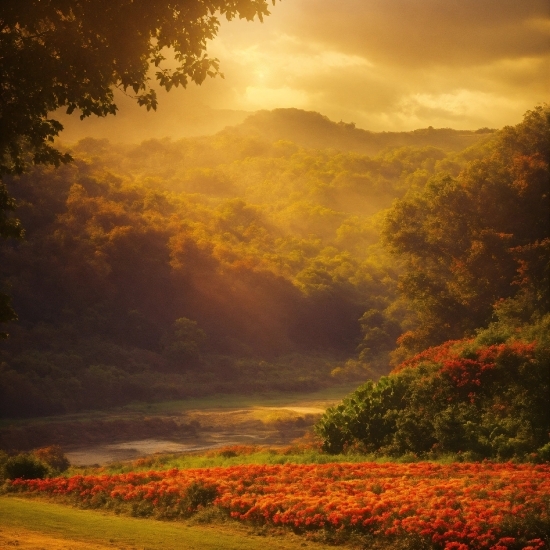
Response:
[[58, 0, 550, 143]]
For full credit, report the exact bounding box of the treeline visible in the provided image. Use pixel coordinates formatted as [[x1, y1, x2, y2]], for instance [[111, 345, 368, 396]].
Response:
[[0, 107, 521, 418], [226, 108, 495, 156], [317, 106, 550, 460]]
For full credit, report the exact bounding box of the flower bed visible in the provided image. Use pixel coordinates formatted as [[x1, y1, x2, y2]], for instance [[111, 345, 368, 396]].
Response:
[[9, 461, 549, 549]]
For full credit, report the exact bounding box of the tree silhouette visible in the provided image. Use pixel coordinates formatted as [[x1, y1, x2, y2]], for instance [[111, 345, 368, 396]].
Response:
[[0, 0, 274, 175]]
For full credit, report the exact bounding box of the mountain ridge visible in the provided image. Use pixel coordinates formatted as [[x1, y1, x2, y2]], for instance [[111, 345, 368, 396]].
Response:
[[220, 107, 496, 155]]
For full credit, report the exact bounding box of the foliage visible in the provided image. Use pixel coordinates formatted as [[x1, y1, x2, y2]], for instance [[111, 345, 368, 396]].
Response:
[[0, 182, 24, 332], [0, 0, 274, 178], [161, 318, 207, 365], [3, 453, 49, 480], [33, 445, 70, 474], [0, 446, 70, 481], [0, 108, 493, 348], [358, 308, 403, 366], [0, 105, 545, 417], [0, 0, 275, 331], [182, 480, 219, 513], [9, 462, 550, 549], [316, 321, 550, 459], [2, 126, 447, 416], [382, 105, 550, 354]]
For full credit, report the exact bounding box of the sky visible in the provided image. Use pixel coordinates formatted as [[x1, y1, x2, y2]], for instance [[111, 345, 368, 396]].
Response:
[[59, 0, 550, 143]]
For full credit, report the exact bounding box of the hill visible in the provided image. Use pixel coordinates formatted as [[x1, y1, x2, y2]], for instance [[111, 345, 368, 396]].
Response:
[[222, 108, 496, 156]]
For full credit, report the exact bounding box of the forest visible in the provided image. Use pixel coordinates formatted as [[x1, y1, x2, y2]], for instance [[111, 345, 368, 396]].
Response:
[[0, 105, 546, 427], [1, 105, 549, 550]]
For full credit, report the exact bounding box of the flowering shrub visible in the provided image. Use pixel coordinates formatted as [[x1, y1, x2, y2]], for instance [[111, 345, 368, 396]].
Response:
[[9, 461, 549, 549], [316, 336, 549, 458]]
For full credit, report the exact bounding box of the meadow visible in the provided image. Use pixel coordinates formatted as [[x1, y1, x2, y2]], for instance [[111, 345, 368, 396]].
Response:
[[4, 452, 550, 550], [0, 385, 358, 457], [0, 495, 336, 550]]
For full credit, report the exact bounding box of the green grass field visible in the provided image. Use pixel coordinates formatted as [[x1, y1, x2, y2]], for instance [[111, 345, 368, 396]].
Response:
[[90, 446, 454, 476], [0, 496, 337, 550]]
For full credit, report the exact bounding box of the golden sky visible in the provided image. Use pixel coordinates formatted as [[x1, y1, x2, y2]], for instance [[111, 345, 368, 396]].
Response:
[[59, 0, 550, 142]]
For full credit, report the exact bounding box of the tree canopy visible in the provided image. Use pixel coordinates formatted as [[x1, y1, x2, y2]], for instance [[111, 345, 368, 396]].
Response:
[[0, 118, 482, 416], [0, 99, 547, 418], [382, 105, 550, 356], [0, 0, 274, 176], [316, 106, 550, 460]]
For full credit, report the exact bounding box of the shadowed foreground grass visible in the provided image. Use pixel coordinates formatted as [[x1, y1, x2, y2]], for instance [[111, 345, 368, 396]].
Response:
[[0, 496, 335, 550]]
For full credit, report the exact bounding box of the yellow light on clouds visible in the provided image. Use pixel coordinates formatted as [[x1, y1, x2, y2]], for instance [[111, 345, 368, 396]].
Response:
[[57, 0, 550, 142], [243, 86, 310, 110]]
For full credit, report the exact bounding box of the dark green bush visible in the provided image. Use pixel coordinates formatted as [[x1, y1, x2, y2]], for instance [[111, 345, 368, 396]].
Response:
[[3, 454, 49, 480], [34, 445, 70, 474]]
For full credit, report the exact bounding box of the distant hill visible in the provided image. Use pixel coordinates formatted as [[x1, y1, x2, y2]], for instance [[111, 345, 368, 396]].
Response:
[[222, 108, 496, 156]]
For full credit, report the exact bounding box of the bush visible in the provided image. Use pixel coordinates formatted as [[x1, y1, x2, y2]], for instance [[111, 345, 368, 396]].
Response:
[[182, 481, 218, 513], [537, 443, 550, 462], [34, 445, 70, 473], [3, 454, 49, 480], [316, 331, 550, 459]]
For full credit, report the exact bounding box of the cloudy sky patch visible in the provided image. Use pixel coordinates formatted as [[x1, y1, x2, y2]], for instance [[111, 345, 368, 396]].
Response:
[[58, 0, 550, 141]]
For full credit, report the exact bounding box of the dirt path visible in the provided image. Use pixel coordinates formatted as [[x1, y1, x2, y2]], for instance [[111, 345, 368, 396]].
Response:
[[2, 388, 355, 465]]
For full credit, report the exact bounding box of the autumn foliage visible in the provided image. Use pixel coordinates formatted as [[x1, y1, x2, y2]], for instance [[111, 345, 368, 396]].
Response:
[[383, 105, 549, 354]]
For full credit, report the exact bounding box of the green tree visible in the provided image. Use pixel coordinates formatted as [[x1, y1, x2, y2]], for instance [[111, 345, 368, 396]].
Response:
[[0, 182, 24, 335], [161, 317, 206, 365], [358, 308, 402, 363]]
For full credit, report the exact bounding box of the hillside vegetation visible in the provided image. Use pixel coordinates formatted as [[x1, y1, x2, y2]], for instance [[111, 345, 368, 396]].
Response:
[[0, 107, 546, 423], [226, 108, 495, 156], [317, 106, 550, 460]]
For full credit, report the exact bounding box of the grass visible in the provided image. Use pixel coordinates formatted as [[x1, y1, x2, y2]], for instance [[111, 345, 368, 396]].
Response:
[[121, 383, 360, 415], [0, 383, 359, 429], [0, 496, 338, 550], [74, 446, 463, 476]]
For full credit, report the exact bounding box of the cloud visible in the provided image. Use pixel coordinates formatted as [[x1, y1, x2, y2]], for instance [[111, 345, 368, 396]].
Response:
[[56, 0, 550, 139], [275, 0, 550, 66], [397, 90, 519, 123], [200, 0, 549, 130], [242, 86, 310, 109]]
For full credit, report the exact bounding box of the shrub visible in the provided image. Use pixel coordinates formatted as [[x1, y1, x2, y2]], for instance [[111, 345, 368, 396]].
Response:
[[316, 332, 550, 459], [537, 443, 550, 462], [182, 481, 218, 513], [3, 454, 49, 480], [34, 445, 70, 473]]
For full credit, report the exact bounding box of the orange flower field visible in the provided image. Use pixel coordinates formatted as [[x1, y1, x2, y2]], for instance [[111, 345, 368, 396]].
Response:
[[10, 461, 550, 549]]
